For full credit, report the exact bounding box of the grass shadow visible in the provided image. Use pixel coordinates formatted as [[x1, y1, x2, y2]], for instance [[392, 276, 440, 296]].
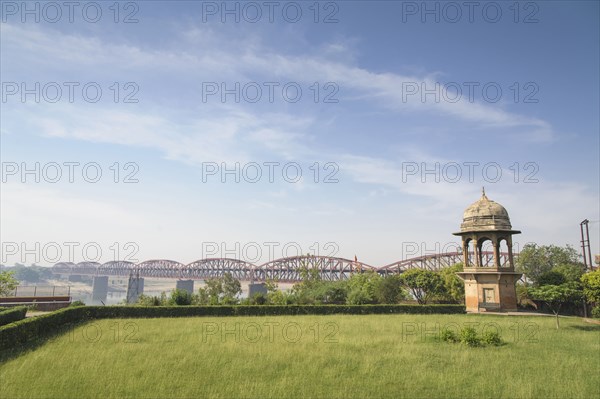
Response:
[[569, 324, 600, 332], [0, 321, 89, 364]]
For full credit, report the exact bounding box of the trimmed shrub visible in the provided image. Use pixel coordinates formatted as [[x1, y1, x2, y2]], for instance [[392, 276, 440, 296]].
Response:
[[482, 330, 503, 346], [0, 306, 28, 327], [591, 306, 600, 319], [460, 326, 481, 347], [169, 289, 193, 306], [247, 293, 268, 305], [440, 327, 458, 343], [0, 306, 93, 351], [69, 304, 463, 319]]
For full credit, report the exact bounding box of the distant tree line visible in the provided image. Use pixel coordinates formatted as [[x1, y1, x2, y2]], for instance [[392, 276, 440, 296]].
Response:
[[515, 243, 600, 326], [136, 260, 466, 307], [1, 265, 54, 283], [133, 243, 600, 324]]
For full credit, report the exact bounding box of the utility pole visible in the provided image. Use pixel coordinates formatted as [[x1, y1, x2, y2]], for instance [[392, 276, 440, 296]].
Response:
[[580, 219, 592, 271], [580, 219, 593, 318]]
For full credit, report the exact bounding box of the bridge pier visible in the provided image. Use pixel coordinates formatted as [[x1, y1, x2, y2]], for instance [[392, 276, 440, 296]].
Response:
[[126, 276, 144, 304], [92, 276, 108, 304], [176, 280, 194, 294], [248, 283, 267, 297]]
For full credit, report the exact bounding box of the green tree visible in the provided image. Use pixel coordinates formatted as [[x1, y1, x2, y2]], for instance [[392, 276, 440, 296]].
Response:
[[437, 263, 465, 303], [312, 280, 348, 304], [290, 256, 324, 304], [537, 270, 567, 286], [0, 271, 18, 296], [248, 292, 268, 305], [581, 270, 600, 304], [265, 279, 278, 294], [516, 244, 581, 284], [264, 280, 295, 305], [14, 266, 40, 283], [553, 263, 586, 284], [205, 277, 223, 305], [264, 280, 283, 304], [202, 273, 242, 304], [193, 287, 211, 305], [538, 264, 585, 287], [529, 284, 583, 328], [400, 269, 444, 305], [137, 294, 165, 306], [375, 274, 408, 304], [268, 289, 292, 305], [169, 289, 193, 305], [221, 272, 242, 304], [325, 281, 349, 304], [346, 271, 381, 305]]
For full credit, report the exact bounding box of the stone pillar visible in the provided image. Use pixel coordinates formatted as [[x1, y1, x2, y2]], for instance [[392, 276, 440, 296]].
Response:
[[176, 280, 194, 294], [92, 276, 108, 303], [475, 237, 482, 267], [492, 235, 500, 268], [462, 240, 469, 266], [126, 276, 144, 304], [507, 236, 515, 269]]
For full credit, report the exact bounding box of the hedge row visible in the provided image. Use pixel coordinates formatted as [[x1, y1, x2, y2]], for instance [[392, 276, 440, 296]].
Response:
[[0, 306, 28, 327], [0, 307, 91, 351], [86, 304, 465, 318], [0, 304, 465, 351]]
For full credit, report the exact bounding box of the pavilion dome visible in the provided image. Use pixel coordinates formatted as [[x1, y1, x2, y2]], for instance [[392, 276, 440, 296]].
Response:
[[460, 190, 512, 232]]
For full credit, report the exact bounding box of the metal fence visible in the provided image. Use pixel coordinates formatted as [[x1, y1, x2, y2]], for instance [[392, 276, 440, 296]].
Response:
[[8, 285, 71, 297]]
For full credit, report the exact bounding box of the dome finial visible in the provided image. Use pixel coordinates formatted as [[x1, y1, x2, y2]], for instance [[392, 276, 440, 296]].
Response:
[[459, 187, 515, 232]]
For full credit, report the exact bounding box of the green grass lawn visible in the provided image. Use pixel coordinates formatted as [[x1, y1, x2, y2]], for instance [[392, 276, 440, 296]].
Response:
[[1, 314, 598, 399]]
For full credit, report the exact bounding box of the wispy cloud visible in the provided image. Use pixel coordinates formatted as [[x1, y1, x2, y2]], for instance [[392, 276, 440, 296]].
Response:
[[3, 22, 557, 146]]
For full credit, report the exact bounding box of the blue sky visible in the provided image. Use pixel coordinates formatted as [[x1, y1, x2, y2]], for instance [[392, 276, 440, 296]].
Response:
[[1, 1, 598, 266]]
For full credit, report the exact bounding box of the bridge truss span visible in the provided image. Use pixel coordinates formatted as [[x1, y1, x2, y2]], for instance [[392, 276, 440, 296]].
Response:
[[136, 259, 186, 279], [258, 255, 375, 283], [380, 251, 514, 274], [182, 258, 256, 281], [98, 261, 136, 276], [51, 251, 518, 282]]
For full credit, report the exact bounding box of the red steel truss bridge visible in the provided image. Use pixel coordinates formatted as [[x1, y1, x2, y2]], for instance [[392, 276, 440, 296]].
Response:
[[51, 251, 516, 283]]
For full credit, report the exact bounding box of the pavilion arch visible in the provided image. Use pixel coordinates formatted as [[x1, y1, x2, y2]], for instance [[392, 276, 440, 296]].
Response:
[[477, 236, 495, 267], [498, 238, 510, 267], [464, 238, 476, 267]]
